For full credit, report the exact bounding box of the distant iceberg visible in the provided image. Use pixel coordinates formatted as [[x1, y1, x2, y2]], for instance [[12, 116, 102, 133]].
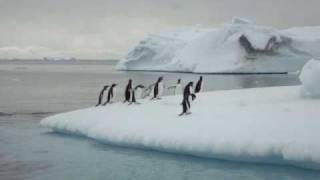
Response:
[[117, 18, 320, 73], [42, 57, 77, 61]]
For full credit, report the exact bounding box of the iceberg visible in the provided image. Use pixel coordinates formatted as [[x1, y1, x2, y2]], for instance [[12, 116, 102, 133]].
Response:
[[300, 59, 320, 98], [117, 18, 320, 73], [41, 60, 320, 170]]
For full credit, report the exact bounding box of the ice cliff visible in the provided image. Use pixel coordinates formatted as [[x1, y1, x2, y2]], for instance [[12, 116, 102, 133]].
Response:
[[117, 18, 320, 73]]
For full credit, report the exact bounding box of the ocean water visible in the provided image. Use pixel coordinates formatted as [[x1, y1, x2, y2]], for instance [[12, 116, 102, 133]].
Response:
[[1, 60, 319, 180]]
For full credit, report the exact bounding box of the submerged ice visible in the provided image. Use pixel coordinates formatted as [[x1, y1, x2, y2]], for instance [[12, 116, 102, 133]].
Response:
[[117, 18, 320, 73]]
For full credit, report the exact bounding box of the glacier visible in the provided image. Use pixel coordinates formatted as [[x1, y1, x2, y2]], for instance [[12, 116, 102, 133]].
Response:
[[116, 18, 320, 73], [41, 60, 320, 170]]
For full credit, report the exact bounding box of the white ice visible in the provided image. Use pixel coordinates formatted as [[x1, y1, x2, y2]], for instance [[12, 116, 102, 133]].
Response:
[[300, 59, 320, 98], [117, 18, 320, 73], [41, 60, 320, 170]]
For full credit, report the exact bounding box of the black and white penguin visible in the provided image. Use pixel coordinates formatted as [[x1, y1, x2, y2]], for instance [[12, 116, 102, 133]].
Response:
[[195, 76, 203, 93], [130, 84, 145, 104], [168, 78, 182, 95], [123, 79, 133, 103], [141, 83, 154, 99], [179, 82, 196, 116], [151, 77, 164, 100], [96, 85, 109, 106], [104, 83, 117, 105]]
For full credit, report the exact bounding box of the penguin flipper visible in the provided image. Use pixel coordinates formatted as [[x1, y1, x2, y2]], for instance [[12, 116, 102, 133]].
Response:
[[191, 94, 196, 101]]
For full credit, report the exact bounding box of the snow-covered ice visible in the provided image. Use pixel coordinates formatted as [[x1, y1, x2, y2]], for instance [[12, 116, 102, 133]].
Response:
[[300, 59, 320, 98], [41, 60, 320, 169], [117, 18, 320, 73]]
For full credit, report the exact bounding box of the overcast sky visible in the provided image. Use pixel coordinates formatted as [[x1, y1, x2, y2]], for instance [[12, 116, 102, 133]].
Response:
[[0, 0, 319, 59]]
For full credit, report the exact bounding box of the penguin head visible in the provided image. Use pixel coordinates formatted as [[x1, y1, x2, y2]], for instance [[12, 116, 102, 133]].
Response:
[[112, 83, 117, 87], [103, 85, 109, 90], [139, 85, 145, 89], [200, 76, 203, 80], [135, 84, 145, 90], [158, 77, 163, 82], [128, 79, 132, 84], [177, 78, 181, 84]]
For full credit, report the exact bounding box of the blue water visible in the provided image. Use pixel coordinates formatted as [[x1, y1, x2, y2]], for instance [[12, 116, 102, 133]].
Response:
[[1, 60, 319, 180]]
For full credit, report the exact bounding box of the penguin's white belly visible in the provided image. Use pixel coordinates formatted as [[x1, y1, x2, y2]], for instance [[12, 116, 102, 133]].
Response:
[[111, 88, 116, 101], [135, 89, 142, 99], [175, 84, 182, 95], [158, 82, 164, 97], [130, 89, 134, 102], [148, 85, 154, 98], [102, 92, 107, 103], [190, 86, 194, 94]]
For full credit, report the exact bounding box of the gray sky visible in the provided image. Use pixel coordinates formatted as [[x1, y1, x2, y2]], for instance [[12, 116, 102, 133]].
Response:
[[0, 0, 319, 59]]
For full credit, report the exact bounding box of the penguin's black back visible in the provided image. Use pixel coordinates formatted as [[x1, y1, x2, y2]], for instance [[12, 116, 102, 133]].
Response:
[[125, 82, 132, 101], [153, 82, 159, 98], [195, 79, 202, 93], [107, 86, 114, 102]]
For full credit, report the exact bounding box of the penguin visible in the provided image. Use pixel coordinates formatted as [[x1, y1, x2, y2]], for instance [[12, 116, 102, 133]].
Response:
[[104, 83, 117, 105], [142, 83, 154, 99], [195, 76, 203, 93], [151, 77, 164, 100], [167, 78, 182, 95], [123, 79, 133, 103], [179, 82, 196, 116], [96, 85, 109, 106], [134, 84, 145, 100], [130, 84, 145, 104]]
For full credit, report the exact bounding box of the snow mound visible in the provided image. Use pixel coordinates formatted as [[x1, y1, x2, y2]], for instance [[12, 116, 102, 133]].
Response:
[[300, 59, 320, 98], [41, 86, 320, 170], [117, 18, 320, 73]]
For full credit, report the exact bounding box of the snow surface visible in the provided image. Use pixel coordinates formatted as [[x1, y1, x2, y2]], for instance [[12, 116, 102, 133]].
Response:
[[41, 85, 320, 170], [117, 18, 320, 73], [300, 59, 320, 98]]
